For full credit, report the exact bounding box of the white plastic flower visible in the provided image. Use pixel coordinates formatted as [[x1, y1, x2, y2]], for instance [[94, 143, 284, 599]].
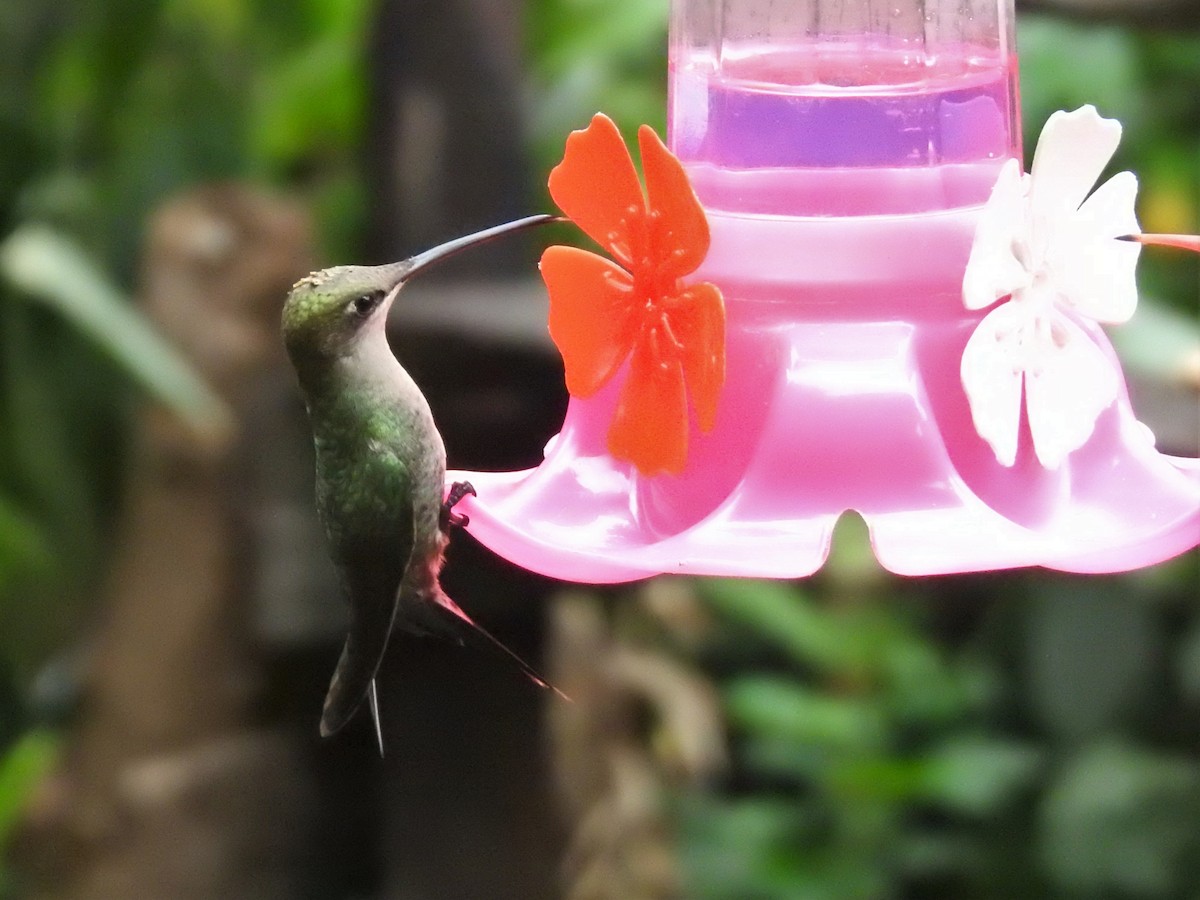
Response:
[[961, 106, 1142, 469]]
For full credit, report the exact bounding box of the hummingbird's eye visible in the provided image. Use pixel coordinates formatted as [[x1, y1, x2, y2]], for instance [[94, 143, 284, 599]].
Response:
[[350, 290, 385, 318]]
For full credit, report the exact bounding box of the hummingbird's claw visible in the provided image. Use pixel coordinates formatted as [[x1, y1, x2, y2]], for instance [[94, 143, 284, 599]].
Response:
[[441, 481, 477, 532]]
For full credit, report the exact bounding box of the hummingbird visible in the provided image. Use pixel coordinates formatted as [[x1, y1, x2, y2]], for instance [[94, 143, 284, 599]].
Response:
[[281, 214, 561, 751]]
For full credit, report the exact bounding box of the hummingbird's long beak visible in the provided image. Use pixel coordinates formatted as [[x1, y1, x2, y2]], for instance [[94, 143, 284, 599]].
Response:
[[399, 214, 561, 283]]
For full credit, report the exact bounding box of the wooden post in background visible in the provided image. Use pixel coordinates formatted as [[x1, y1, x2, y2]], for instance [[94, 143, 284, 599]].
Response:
[[22, 185, 318, 900]]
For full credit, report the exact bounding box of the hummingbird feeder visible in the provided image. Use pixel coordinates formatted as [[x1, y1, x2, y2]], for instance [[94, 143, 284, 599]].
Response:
[[450, 0, 1200, 582]]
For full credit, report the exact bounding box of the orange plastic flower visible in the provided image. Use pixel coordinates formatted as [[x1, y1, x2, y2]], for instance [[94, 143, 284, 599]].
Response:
[[541, 113, 725, 476]]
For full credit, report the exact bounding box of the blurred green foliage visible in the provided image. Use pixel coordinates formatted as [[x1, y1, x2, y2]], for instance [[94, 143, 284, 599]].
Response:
[[0, 0, 372, 883], [0, 732, 57, 855], [527, 0, 669, 180], [0, 0, 372, 670], [678, 553, 1200, 899]]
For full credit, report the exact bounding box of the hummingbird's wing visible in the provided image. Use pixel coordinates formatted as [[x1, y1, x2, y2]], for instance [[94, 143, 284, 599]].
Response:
[[319, 486, 415, 739], [319, 564, 409, 737]]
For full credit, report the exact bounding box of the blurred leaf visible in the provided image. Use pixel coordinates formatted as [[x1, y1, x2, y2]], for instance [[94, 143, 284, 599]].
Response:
[[161, 0, 248, 43], [1039, 741, 1200, 896], [893, 830, 983, 881], [1178, 615, 1200, 702], [1017, 18, 1142, 160], [36, 0, 164, 161], [823, 755, 929, 804], [1024, 581, 1158, 739], [875, 625, 977, 725], [699, 579, 867, 674], [527, 0, 668, 179], [822, 513, 880, 585], [252, 33, 365, 171], [1116, 551, 1200, 598], [919, 736, 1042, 817], [529, 0, 667, 77], [726, 676, 885, 755], [1139, 162, 1197, 236], [0, 496, 51, 594], [1110, 294, 1200, 382], [679, 794, 886, 900], [0, 225, 231, 440], [0, 729, 58, 849], [738, 736, 837, 784], [249, 0, 371, 176], [822, 737, 1041, 817], [0, 296, 106, 667]]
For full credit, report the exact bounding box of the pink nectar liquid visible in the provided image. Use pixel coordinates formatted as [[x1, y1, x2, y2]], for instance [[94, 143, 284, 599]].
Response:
[[665, 42, 1021, 310], [670, 43, 1020, 216]]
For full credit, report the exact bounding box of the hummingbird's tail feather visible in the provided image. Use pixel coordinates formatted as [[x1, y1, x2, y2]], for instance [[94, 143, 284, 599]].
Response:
[[319, 623, 393, 739], [318, 645, 362, 738], [367, 679, 385, 757], [433, 593, 570, 701]]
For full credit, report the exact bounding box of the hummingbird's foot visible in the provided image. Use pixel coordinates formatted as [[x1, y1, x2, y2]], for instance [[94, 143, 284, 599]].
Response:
[[441, 481, 477, 532]]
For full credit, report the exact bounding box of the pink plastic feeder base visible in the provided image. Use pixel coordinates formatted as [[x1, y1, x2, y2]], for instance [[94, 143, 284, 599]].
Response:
[[450, 204, 1200, 583]]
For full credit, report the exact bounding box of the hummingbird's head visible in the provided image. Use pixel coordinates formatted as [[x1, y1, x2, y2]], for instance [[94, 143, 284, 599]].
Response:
[[282, 262, 405, 364], [281, 214, 557, 367]]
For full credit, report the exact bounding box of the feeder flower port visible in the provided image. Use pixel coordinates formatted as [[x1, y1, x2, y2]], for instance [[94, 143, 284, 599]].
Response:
[[541, 113, 726, 477], [961, 105, 1142, 469]]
